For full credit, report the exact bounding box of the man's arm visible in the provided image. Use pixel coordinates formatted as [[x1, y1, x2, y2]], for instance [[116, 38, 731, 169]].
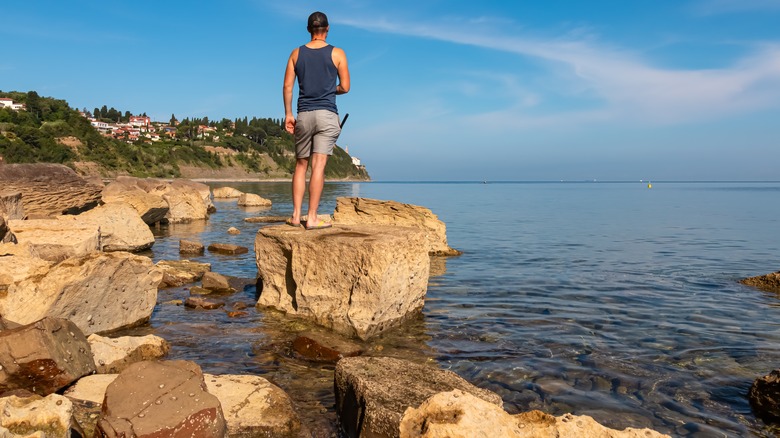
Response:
[[333, 47, 350, 95], [283, 48, 298, 134]]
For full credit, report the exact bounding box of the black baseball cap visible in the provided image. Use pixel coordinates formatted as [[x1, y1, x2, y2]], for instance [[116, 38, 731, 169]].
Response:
[[307, 11, 329, 31]]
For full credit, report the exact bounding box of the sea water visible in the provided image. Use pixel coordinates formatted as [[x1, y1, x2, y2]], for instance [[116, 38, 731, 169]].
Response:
[[129, 181, 780, 437]]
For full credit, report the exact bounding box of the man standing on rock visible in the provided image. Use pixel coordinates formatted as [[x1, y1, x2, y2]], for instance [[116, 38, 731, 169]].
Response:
[[283, 11, 350, 230]]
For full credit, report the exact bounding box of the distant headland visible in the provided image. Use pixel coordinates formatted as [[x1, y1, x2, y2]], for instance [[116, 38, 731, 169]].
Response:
[[0, 90, 370, 181]]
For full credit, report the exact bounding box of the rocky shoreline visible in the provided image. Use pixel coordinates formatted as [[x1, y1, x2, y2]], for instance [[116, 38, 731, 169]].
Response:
[[2, 162, 777, 437]]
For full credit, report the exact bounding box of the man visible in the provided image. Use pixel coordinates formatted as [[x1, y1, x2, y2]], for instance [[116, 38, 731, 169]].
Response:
[[283, 11, 350, 229]]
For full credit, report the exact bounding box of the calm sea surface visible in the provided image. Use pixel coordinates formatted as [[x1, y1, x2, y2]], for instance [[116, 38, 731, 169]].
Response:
[[126, 181, 780, 437]]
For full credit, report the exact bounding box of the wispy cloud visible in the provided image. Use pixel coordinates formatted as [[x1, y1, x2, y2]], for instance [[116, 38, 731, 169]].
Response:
[[691, 0, 780, 15], [336, 13, 780, 126]]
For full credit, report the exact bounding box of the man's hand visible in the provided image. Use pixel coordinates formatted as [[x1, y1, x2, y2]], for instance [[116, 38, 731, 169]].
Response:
[[285, 115, 296, 134]]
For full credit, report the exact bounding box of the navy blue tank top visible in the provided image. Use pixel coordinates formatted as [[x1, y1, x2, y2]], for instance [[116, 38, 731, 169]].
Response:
[[295, 45, 338, 114]]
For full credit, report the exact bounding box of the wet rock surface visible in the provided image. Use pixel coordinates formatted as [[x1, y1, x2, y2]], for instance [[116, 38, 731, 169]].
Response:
[[0, 317, 95, 396], [742, 271, 780, 293]]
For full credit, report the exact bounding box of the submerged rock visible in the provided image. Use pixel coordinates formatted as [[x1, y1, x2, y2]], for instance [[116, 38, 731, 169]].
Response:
[[333, 197, 461, 256], [255, 224, 430, 340], [208, 243, 249, 255], [292, 331, 363, 363]]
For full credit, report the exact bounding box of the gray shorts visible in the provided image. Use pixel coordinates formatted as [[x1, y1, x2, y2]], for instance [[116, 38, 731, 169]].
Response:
[[294, 110, 341, 158]]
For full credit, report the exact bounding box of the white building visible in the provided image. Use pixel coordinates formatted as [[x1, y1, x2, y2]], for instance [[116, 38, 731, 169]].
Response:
[[351, 156, 362, 167]]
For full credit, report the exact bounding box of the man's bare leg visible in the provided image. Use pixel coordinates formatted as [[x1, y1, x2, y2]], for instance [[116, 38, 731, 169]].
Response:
[[306, 152, 329, 226], [291, 157, 309, 225]]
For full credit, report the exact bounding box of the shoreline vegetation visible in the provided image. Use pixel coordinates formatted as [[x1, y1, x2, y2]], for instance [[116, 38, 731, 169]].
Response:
[[0, 90, 370, 182]]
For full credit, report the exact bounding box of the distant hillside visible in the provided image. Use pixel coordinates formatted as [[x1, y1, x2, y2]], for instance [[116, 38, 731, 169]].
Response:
[[0, 91, 370, 181]]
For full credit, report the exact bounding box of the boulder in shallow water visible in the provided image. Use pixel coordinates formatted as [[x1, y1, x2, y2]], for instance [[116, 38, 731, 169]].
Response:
[[255, 224, 429, 340], [208, 243, 249, 255], [63, 202, 154, 252], [0, 252, 161, 335], [741, 271, 780, 293], [333, 197, 461, 256], [156, 259, 211, 288], [400, 389, 671, 438], [0, 317, 96, 396], [101, 180, 169, 225], [212, 186, 244, 198], [179, 239, 205, 255], [334, 356, 502, 438], [238, 193, 272, 207]]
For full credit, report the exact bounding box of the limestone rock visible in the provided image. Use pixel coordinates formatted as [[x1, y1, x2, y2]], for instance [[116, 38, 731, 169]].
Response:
[[238, 193, 272, 207], [333, 197, 461, 256], [292, 331, 363, 363], [7, 219, 99, 262], [170, 179, 215, 214], [335, 356, 502, 438], [95, 360, 226, 438], [156, 259, 211, 288], [208, 243, 249, 255], [0, 394, 74, 438], [184, 296, 225, 310], [742, 271, 780, 293], [0, 252, 161, 335], [88, 334, 170, 374], [0, 192, 23, 243], [399, 390, 671, 438], [203, 373, 301, 437], [212, 186, 244, 198], [0, 192, 24, 221], [0, 163, 102, 218], [0, 217, 8, 245], [101, 180, 169, 225], [750, 369, 780, 424], [61, 202, 154, 252], [227, 226, 241, 235], [255, 224, 430, 340], [179, 239, 205, 255], [64, 374, 118, 404], [201, 271, 235, 293], [0, 317, 96, 396]]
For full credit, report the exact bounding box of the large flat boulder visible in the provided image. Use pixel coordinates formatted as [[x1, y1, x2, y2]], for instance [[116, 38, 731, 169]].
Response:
[[399, 390, 670, 438], [102, 180, 169, 225], [203, 374, 301, 437], [0, 252, 161, 335], [255, 224, 430, 340], [333, 197, 461, 256], [0, 163, 102, 217], [95, 360, 226, 438], [0, 317, 96, 396], [7, 218, 99, 262], [170, 179, 215, 213], [335, 356, 502, 438], [88, 334, 170, 374], [64, 374, 119, 404], [108, 177, 211, 223]]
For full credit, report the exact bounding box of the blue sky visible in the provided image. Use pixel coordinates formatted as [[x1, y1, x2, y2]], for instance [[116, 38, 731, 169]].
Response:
[[2, 0, 780, 181]]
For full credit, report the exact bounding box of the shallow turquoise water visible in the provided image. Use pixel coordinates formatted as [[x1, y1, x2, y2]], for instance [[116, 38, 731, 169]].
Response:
[[129, 181, 780, 437]]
